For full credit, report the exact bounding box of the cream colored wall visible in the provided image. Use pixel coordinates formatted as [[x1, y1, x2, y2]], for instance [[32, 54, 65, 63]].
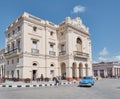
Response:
[[21, 18, 59, 79], [5, 12, 92, 80]]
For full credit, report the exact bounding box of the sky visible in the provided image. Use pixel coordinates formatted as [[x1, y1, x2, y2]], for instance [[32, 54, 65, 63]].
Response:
[[0, 0, 120, 63]]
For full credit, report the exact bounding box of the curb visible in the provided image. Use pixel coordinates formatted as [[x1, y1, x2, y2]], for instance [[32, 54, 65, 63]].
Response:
[[0, 81, 77, 88]]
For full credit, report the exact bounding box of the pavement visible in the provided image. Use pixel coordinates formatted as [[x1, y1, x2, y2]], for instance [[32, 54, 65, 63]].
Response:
[[0, 80, 77, 88], [1, 79, 120, 99]]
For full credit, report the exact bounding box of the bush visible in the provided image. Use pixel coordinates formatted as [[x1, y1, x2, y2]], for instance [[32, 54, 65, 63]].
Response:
[[44, 77, 49, 82], [12, 78, 19, 82], [24, 78, 30, 83]]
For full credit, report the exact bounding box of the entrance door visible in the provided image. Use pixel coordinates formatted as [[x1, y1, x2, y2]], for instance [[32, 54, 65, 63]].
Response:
[[50, 70, 54, 79], [32, 70, 37, 80]]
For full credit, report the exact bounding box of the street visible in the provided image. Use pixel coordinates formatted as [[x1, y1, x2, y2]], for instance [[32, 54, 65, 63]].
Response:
[[0, 79, 120, 99]]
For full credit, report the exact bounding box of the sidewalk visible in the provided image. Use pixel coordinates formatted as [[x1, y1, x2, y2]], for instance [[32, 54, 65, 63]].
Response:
[[0, 80, 77, 88]]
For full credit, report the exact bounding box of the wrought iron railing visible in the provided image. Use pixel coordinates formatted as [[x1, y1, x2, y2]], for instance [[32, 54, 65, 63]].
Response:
[[59, 51, 66, 55], [4, 48, 20, 56], [49, 51, 56, 55], [73, 51, 89, 57]]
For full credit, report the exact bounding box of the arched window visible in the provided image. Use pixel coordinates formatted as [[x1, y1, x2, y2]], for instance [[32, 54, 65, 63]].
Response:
[[50, 64, 54, 67], [76, 37, 82, 52], [33, 63, 37, 66], [77, 38, 82, 44]]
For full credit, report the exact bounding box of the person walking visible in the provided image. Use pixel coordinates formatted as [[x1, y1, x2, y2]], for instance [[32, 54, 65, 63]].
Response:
[[54, 76, 59, 86]]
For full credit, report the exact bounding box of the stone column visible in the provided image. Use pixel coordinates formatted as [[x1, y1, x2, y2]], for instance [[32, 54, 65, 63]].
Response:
[[66, 66, 72, 81], [118, 68, 120, 77], [82, 66, 86, 77], [115, 68, 117, 77], [104, 69, 107, 78], [76, 67, 79, 80], [117, 68, 119, 77], [97, 70, 100, 78], [112, 67, 114, 77]]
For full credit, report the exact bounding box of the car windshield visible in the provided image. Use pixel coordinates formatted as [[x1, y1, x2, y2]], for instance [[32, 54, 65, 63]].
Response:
[[83, 77, 92, 79]]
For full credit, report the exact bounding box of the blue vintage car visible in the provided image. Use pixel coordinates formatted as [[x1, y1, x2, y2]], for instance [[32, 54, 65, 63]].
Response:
[[79, 76, 94, 87]]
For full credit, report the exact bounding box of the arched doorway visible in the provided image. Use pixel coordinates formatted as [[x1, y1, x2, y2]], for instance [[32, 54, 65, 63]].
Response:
[[61, 62, 66, 80], [72, 63, 77, 79], [85, 64, 88, 76], [50, 63, 55, 79], [79, 63, 83, 78], [32, 62, 38, 80]]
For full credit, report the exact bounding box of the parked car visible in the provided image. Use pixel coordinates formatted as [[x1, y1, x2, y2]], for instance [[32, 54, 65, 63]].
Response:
[[79, 76, 94, 87]]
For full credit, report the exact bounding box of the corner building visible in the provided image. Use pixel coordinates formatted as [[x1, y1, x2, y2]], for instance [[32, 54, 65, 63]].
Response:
[[4, 12, 92, 81]]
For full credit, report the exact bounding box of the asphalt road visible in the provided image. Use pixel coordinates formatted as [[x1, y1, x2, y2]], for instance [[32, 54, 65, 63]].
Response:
[[0, 79, 120, 99]]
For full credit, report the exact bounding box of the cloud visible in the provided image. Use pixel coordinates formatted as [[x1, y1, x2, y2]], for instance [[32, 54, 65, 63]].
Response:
[[92, 60, 99, 63], [72, 5, 86, 13], [110, 55, 120, 61], [99, 47, 108, 56], [93, 47, 120, 63], [93, 55, 120, 63], [98, 56, 107, 62]]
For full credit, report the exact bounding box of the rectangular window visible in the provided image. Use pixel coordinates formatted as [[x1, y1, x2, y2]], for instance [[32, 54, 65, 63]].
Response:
[[61, 44, 65, 51], [31, 40, 39, 54], [17, 40, 20, 50], [33, 26, 37, 32], [59, 44, 66, 55], [12, 59, 14, 64], [100, 70, 104, 78], [50, 44, 54, 51], [13, 30, 15, 35], [7, 45, 10, 52], [50, 31, 53, 36], [17, 58, 19, 63], [32, 41, 37, 49], [7, 61, 9, 65], [18, 26, 21, 31], [8, 33, 10, 38], [94, 70, 98, 76], [12, 42, 15, 50]]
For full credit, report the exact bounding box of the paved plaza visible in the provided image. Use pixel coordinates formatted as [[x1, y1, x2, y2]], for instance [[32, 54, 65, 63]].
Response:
[[0, 80, 73, 88], [0, 79, 120, 99]]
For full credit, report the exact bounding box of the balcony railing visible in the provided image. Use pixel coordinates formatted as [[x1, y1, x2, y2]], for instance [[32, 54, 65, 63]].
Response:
[[31, 49, 39, 54], [49, 51, 56, 56], [59, 51, 66, 55], [73, 51, 89, 58], [4, 48, 20, 56]]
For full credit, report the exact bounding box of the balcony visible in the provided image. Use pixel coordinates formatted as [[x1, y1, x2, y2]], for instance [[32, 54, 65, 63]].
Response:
[[59, 51, 66, 56], [31, 49, 39, 54], [4, 48, 20, 58], [73, 51, 89, 59], [7, 31, 21, 43], [49, 51, 56, 56]]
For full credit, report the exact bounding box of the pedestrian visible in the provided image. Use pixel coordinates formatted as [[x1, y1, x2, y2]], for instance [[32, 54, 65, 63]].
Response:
[[54, 76, 59, 86]]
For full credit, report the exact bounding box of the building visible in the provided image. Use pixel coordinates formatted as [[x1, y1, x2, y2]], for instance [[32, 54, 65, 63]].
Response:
[[0, 49, 5, 78], [4, 12, 92, 81], [93, 62, 120, 78]]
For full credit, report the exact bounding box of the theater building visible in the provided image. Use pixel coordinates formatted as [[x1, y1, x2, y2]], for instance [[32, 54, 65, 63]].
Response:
[[4, 12, 92, 81]]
